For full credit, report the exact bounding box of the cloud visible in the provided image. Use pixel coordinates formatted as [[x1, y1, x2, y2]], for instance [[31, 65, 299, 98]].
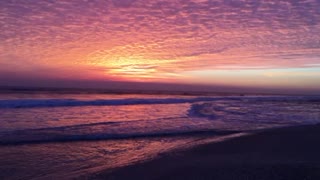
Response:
[[0, 0, 320, 83], [112, 0, 137, 8]]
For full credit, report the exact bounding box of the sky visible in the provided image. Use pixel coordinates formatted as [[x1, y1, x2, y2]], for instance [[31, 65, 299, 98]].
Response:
[[1, 0, 320, 93]]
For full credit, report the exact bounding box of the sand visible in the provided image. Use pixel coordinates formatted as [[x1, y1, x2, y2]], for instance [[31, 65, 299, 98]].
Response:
[[90, 124, 320, 180]]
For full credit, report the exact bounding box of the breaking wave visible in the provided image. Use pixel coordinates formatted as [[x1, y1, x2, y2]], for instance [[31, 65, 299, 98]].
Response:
[[1, 96, 319, 109], [0, 121, 239, 145], [0, 97, 243, 109]]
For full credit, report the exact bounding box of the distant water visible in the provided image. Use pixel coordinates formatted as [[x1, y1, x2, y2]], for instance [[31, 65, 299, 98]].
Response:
[[0, 92, 319, 179]]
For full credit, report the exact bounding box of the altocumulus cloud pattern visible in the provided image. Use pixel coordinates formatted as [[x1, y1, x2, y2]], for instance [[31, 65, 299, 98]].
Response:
[[1, 0, 320, 81]]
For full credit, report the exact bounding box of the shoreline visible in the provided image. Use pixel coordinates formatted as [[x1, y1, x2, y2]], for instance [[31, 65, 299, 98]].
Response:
[[90, 123, 320, 180]]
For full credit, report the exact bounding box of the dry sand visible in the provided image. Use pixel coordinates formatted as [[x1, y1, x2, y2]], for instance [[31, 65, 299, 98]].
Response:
[[90, 124, 320, 180]]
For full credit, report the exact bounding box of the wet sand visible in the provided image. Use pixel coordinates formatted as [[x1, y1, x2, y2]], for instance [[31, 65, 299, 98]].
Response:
[[90, 124, 320, 180]]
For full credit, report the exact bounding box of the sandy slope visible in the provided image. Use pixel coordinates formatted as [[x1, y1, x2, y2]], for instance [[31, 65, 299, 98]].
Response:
[[90, 124, 320, 180]]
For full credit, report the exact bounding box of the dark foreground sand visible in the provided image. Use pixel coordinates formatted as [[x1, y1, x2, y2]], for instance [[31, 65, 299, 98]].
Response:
[[91, 124, 320, 180]]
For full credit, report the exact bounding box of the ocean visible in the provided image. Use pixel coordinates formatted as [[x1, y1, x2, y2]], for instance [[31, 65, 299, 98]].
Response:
[[0, 92, 319, 179]]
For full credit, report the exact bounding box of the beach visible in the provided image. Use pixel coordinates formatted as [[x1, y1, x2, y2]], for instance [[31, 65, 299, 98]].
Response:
[[2, 0, 320, 179], [92, 124, 320, 180], [0, 94, 319, 179]]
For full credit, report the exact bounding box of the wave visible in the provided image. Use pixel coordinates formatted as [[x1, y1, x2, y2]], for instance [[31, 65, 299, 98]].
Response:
[[188, 102, 246, 119], [188, 96, 320, 121], [1, 96, 319, 109], [0, 123, 240, 145], [0, 97, 243, 109]]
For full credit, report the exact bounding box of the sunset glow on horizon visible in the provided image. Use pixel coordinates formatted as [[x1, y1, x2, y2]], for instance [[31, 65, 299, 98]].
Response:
[[1, 0, 320, 92]]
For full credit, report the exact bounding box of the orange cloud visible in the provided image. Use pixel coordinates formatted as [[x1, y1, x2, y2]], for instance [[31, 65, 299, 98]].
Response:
[[1, 0, 320, 89]]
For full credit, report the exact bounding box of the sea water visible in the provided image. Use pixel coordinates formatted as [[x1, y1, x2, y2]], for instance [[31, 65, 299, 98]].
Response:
[[0, 92, 319, 179]]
